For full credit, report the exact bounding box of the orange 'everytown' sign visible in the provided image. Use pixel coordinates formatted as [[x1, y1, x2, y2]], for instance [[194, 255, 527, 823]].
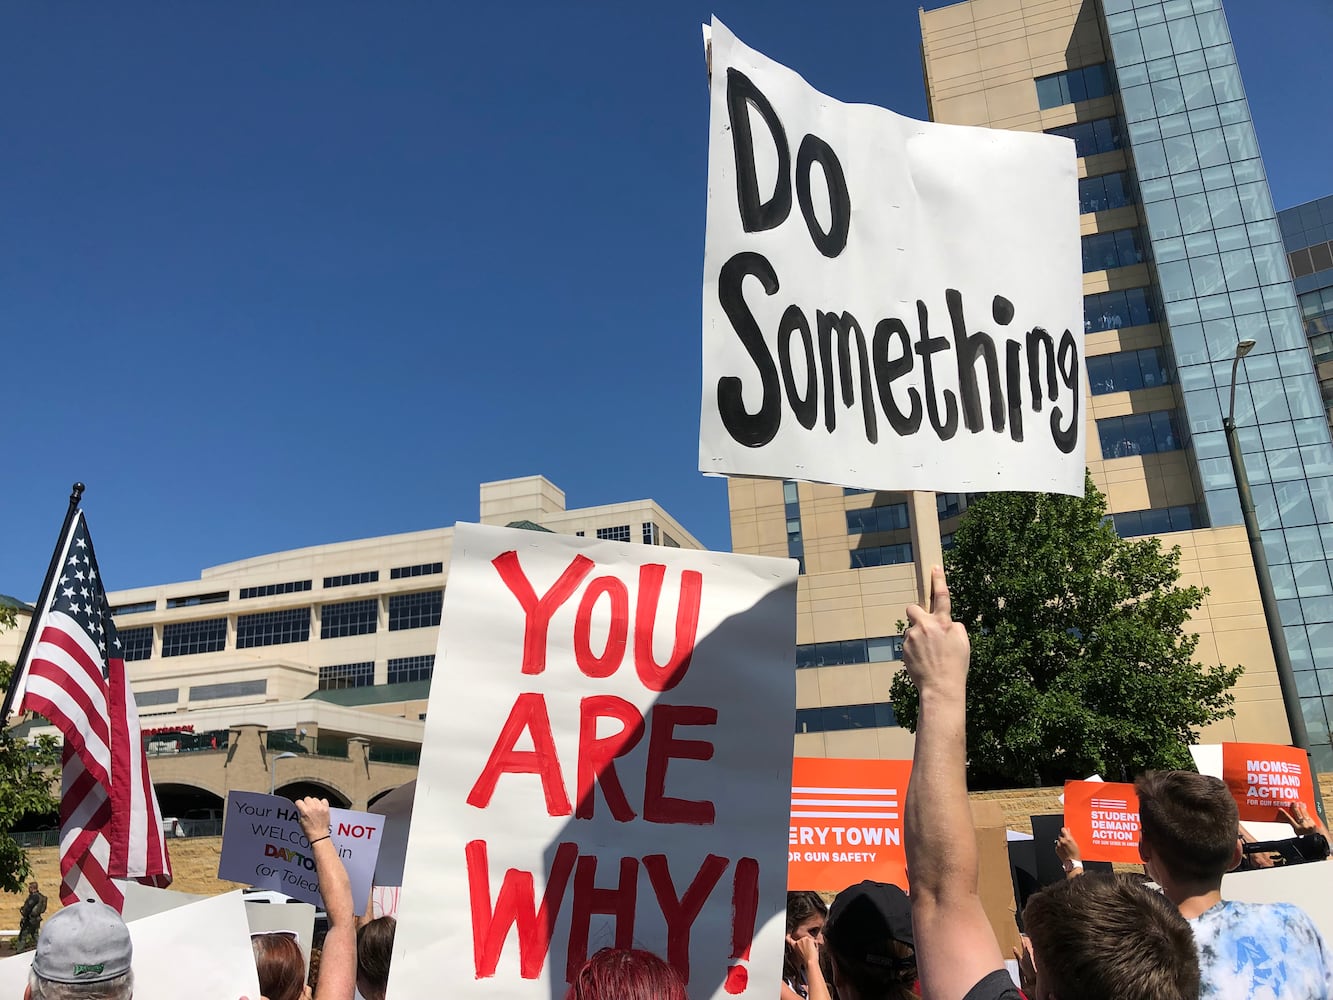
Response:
[[1063, 781, 1142, 864], [787, 758, 910, 891], [1221, 741, 1317, 822]]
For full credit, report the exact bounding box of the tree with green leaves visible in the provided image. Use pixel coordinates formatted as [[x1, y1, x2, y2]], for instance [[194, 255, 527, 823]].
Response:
[[889, 473, 1242, 789], [0, 603, 60, 892]]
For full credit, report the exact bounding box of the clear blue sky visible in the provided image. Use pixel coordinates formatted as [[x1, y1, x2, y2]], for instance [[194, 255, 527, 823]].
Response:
[[4, 1, 1331, 597]]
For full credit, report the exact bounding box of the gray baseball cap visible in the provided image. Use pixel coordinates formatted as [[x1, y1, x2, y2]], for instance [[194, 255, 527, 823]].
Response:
[[32, 900, 133, 984]]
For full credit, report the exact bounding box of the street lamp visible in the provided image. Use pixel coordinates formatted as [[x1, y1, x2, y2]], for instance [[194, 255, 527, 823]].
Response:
[[1224, 340, 1319, 798], [269, 751, 299, 796]]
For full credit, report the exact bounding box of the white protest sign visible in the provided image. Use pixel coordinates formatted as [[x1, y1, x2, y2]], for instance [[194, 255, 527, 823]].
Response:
[[1223, 863, 1333, 943], [218, 790, 384, 914], [0, 891, 259, 1000], [115, 879, 208, 921], [700, 19, 1084, 494], [390, 523, 798, 1000], [247, 899, 317, 976]]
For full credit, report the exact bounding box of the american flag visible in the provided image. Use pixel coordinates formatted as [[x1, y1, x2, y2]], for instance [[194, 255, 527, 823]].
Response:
[[11, 511, 172, 908]]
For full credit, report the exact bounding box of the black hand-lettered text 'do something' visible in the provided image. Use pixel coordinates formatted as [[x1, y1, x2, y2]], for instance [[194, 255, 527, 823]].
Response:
[[715, 70, 1079, 455]]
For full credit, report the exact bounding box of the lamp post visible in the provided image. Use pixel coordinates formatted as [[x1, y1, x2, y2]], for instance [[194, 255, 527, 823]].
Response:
[[1224, 339, 1321, 810], [269, 751, 298, 796]]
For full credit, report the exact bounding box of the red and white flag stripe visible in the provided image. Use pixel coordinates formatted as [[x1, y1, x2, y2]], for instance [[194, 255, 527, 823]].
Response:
[[14, 511, 172, 908]]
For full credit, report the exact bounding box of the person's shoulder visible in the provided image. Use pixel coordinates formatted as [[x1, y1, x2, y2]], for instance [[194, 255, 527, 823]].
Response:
[[961, 969, 1023, 1000]]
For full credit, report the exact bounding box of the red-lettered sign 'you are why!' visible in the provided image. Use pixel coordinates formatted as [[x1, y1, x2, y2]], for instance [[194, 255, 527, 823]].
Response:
[[1222, 742, 1317, 822], [388, 523, 798, 1000]]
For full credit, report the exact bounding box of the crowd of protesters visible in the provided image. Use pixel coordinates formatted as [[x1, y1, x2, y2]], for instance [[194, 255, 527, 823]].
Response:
[[16, 567, 1333, 999]]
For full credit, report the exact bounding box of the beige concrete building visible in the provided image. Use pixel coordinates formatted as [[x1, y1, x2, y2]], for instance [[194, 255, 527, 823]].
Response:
[[10, 475, 703, 815], [732, 0, 1333, 766]]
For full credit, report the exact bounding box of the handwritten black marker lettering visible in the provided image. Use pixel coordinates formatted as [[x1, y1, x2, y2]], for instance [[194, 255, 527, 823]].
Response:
[[816, 310, 877, 443], [778, 305, 818, 430], [872, 317, 922, 435], [716, 252, 781, 447], [726, 69, 791, 234], [795, 135, 850, 259]]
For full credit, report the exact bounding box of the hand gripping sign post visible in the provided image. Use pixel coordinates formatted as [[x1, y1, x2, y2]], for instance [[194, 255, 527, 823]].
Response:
[[788, 758, 910, 891], [700, 19, 1084, 495], [388, 524, 798, 1000], [1062, 780, 1142, 864], [1221, 741, 1318, 822], [218, 790, 384, 915]]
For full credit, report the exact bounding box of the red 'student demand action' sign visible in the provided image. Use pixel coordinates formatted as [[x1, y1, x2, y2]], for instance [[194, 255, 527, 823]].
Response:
[[1063, 781, 1142, 864]]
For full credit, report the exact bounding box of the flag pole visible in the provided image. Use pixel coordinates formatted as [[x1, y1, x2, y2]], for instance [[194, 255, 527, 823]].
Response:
[[1, 482, 85, 724]]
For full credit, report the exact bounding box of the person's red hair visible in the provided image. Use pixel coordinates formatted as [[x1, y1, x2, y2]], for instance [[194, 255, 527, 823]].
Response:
[[252, 932, 306, 1000], [566, 948, 687, 1000]]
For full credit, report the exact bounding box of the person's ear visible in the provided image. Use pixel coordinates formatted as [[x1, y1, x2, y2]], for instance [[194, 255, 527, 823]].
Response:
[[24, 984, 32, 1000], [1230, 836, 1245, 871]]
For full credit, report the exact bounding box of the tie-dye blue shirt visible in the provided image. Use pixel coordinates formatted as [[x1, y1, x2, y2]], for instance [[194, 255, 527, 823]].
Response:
[[1190, 899, 1333, 1000]]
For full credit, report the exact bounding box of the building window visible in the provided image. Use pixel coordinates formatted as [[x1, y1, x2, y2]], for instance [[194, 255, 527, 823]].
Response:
[[663, 532, 680, 548], [937, 493, 984, 520], [323, 571, 379, 588], [188, 679, 267, 701], [118, 626, 153, 662], [1097, 411, 1182, 459], [1081, 228, 1145, 272], [390, 562, 443, 580], [1084, 287, 1158, 333], [1078, 172, 1135, 214], [846, 503, 910, 534], [1035, 63, 1112, 109], [1109, 505, 1200, 538], [388, 591, 443, 631], [161, 618, 227, 657], [643, 522, 660, 545], [850, 543, 914, 569], [1045, 116, 1123, 158], [795, 702, 898, 733], [596, 525, 632, 543], [1087, 348, 1174, 395], [165, 591, 228, 609], [796, 635, 903, 669], [236, 608, 311, 649], [320, 598, 378, 639], [783, 481, 805, 574], [112, 600, 156, 616], [576, 531, 585, 537], [388, 654, 435, 684], [239, 580, 312, 600], [135, 688, 177, 707], [318, 661, 374, 690]]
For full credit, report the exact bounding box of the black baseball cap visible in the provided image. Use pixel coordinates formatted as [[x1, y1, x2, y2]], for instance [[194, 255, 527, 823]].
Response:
[[824, 881, 915, 969]]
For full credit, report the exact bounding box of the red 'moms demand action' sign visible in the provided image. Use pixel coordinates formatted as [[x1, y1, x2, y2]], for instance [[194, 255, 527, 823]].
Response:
[[1222, 741, 1318, 822], [388, 523, 798, 1000]]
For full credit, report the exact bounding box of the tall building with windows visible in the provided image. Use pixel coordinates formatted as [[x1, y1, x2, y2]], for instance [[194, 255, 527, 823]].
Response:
[[10, 475, 703, 812], [731, 0, 1333, 767], [1280, 195, 1333, 433]]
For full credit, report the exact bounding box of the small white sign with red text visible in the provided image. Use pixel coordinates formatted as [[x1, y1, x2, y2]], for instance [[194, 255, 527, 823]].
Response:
[[389, 523, 798, 1000]]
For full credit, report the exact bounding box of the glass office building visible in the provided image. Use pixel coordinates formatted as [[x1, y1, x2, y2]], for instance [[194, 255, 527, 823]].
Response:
[[1280, 194, 1333, 434], [1098, 0, 1333, 769]]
